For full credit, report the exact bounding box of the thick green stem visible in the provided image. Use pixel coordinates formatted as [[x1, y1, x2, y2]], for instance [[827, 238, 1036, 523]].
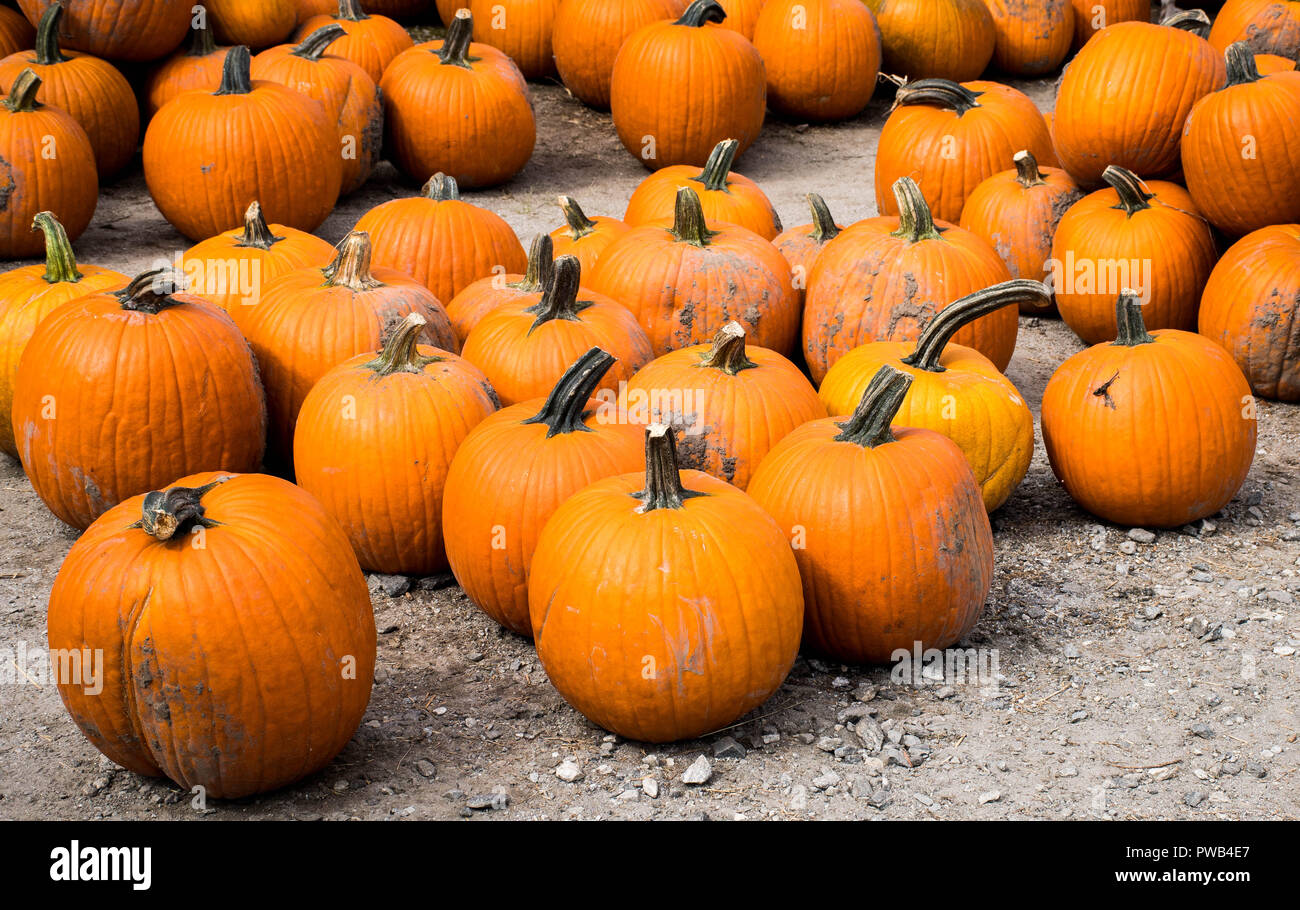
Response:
[[129, 478, 229, 540], [670, 188, 718, 247], [894, 78, 983, 116], [1162, 9, 1211, 36], [806, 194, 840, 243], [34, 2, 69, 66], [215, 46, 253, 95], [1225, 41, 1263, 86], [698, 321, 756, 374], [890, 178, 942, 242], [233, 201, 283, 250], [525, 255, 587, 328], [557, 195, 598, 239], [1013, 150, 1046, 188], [336, 0, 370, 21], [31, 212, 82, 284], [1103, 165, 1154, 216], [693, 139, 739, 192], [366, 312, 436, 375], [516, 233, 554, 292], [522, 347, 615, 437], [675, 0, 727, 27], [185, 13, 219, 56], [1113, 292, 1155, 347], [325, 232, 383, 291], [3, 69, 43, 113], [422, 172, 459, 201], [902, 280, 1052, 372], [633, 425, 704, 511], [115, 269, 190, 314], [834, 365, 914, 448], [437, 10, 474, 67], [292, 24, 346, 60]]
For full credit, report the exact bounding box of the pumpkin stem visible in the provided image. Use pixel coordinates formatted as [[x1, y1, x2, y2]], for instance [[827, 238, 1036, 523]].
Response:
[[3, 69, 43, 113], [525, 255, 588, 329], [115, 268, 190, 314], [633, 424, 705, 511], [215, 46, 253, 95], [522, 347, 616, 437], [34, 2, 69, 66], [421, 172, 460, 201], [1162, 9, 1211, 36], [1225, 41, 1264, 86], [437, 10, 474, 67], [902, 280, 1052, 372], [670, 187, 719, 247], [1113, 291, 1155, 347], [184, 13, 219, 56], [557, 195, 598, 239], [292, 24, 346, 60], [693, 139, 739, 192], [366, 312, 437, 375], [806, 193, 840, 243], [31, 212, 82, 284], [1013, 150, 1047, 188], [336, 0, 370, 21], [890, 178, 943, 243], [893, 78, 982, 116], [1102, 165, 1154, 216], [834, 365, 914, 449], [128, 477, 229, 540], [233, 201, 283, 250], [518, 233, 555, 292], [675, 0, 726, 27], [699, 321, 757, 374], [324, 231, 384, 291]]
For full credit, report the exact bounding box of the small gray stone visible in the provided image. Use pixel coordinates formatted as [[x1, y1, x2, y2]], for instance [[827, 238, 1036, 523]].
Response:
[[642, 778, 659, 799], [1069, 710, 1089, 723], [867, 789, 891, 809], [1063, 644, 1080, 659], [810, 770, 841, 790], [1128, 528, 1157, 544], [681, 755, 713, 785], [935, 685, 956, 699], [467, 792, 508, 811], [415, 759, 436, 778], [978, 790, 1002, 805], [1189, 723, 1215, 739], [1243, 761, 1267, 778], [815, 736, 842, 752], [712, 736, 747, 760], [1184, 791, 1206, 808], [855, 719, 884, 753], [555, 759, 583, 783], [367, 573, 411, 597], [414, 573, 456, 592]]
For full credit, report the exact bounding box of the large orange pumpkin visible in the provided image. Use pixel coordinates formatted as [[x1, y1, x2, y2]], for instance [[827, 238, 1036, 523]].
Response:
[[717, 0, 764, 39], [1209, 0, 1300, 59], [296, 0, 414, 84], [861, 0, 995, 82], [445, 233, 554, 344], [469, 0, 559, 79], [142, 14, 233, 120], [548, 195, 632, 276], [985, 0, 1072, 75], [552, 0, 681, 110], [0, 7, 34, 59], [205, 0, 297, 48], [1254, 52, 1298, 73], [1069, 0, 1148, 50], [773, 193, 842, 308], [15, 0, 191, 62]]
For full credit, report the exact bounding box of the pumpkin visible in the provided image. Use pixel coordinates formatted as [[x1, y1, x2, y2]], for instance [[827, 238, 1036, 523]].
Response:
[[1199, 224, 1300, 401], [552, 0, 682, 110], [985, 0, 1073, 75], [610, 0, 766, 169], [355, 172, 528, 307], [958, 149, 1083, 314], [772, 193, 841, 309], [861, 0, 995, 82], [380, 10, 534, 187], [589, 187, 799, 356], [12, 270, 265, 529], [0, 212, 125, 458], [461, 255, 654, 406], [1181, 43, 1300, 236], [175, 200, 337, 333], [15, 0, 190, 62], [295, 312, 499, 575], [0, 6, 35, 58], [444, 347, 644, 636], [717, 0, 764, 38], [435, 0, 460, 23], [623, 321, 826, 489], [623, 138, 781, 239], [548, 195, 631, 276], [0, 3, 138, 177], [529, 423, 803, 742], [469, 0, 559, 79], [1209, 0, 1300, 58], [143, 46, 342, 240], [294, 0, 338, 22], [296, 0, 414, 84], [446, 233, 554, 344], [1042, 293, 1257, 528], [142, 14, 232, 120], [0, 69, 97, 258], [818, 281, 1049, 512], [1254, 51, 1297, 72], [874, 78, 1057, 224], [1054, 11, 1226, 187], [1050, 166, 1218, 344], [243, 231, 457, 469], [252, 24, 383, 195], [48, 471, 375, 800], [1069, 0, 1148, 50], [747, 364, 994, 663], [205, 0, 297, 48], [803, 177, 1015, 384]]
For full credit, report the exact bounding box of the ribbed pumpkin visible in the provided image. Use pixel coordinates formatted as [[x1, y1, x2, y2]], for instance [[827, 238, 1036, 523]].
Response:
[[530, 423, 804, 742], [294, 0, 337, 21], [1255, 52, 1297, 73], [748, 365, 994, 663], [803, 178, 1015, 384], [1042, 293, 1257, 528], [985, 0, 1072, 74], [205, 0, 297, 48], [717, 0, 764, 38], [381, 10, 535, 187], [623, 138, 781, 239], [959, 150, 1083, 314], [142, 15, 232, 120], [874, 78, 1058, 224], [143, 46, 342, 240], [461, 255, 654, 406], [1199, 224, 1300, 402], [47, 471, 375, 800], [818, 281, 1049, 512], [252, 24, 383, 195], [623, 322, 826, 489], [469, 0, 559, 79], [552, 0, 681, 109], [0, 7, 34, 58], [355, 172, 528, 307], [296, 0, 414, 83], [1209, 0, 1300, 58], [589, 187, 799, 357], [1182, 43, 1300, 236], [0, 212, 125, 458], [1050, 166, 1218, 344], [548, 195, 632, 276], [1054, 11, 1226, 187], [610, 0, 766, 169], [751, 0, 879, 121], [862, 0, 995, 82], [175, 200, 337, 333], [294, 313, 499, 575], [1069, 0, 1148, 50], [15, 0, 191, 62], [446, 233, 554, 343], [773, 193, 841, 307], [242, 232, 457, 469], [0, 70, 97, 258], [12, 270, 266, 529], [444, 348, 644, 636]]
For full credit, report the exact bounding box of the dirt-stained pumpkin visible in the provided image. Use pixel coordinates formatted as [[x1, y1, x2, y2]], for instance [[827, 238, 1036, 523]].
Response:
[[772, 193, 841, 308], [985, 0, 1073, 74], [1209, 0, 1300, 59]]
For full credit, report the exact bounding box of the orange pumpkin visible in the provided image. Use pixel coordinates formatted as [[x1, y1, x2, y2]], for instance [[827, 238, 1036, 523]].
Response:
[[205, 0, 297, 48], [1069, 0, 1148, 50], [295, 312, 500, 575], [547, 195, 631, 276], [0, 6, 34, 58], [15, 0, 191, 62], [1254, 52, 1297, 73], [748, 364, 994, 663], [294, 0, 338, 22], [985, 0, 1073, 75], [469, 0, 559, 79], [552, 0, 681, 109], [1209, 0, 1300, 59], [445, 233, 554, 344], [296, 0, 414, 84], [717, 0, 764, 38], [529, 423, 804, 742], [142, 14, 233, 120], [862, 0, 995, 82]]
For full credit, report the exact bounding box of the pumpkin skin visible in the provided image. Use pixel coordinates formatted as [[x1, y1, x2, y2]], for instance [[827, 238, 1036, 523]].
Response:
[[205, 0, 297, 49], [610, 0, 766, 169], [773, 193, 842, 310], [444, 348, 644, 636], [861, 0, 995, 82], [1042, 294, 1257, 528], [748, 365, 994, 663], [355, 172, 528, 307], [295, 313, 499, 575], [469, 0, 559, 80], [529, 424, 804, 742], [717, 0, 764, 39], [0, 70, 97, 258], [1068, 0, 1148, 50], [552, 0, 681, 110], [751, 0, 879, 121], [0, 212, 125, 458], [1255, 51, 1297, 73], [461, 255, 654, 406], [1199, 224, 1300, 401], [818, 281, 1050, 512], [1050, 167, 1218, 345], [297, 0, 414, 84], [623, 138, 781, 239], [985, 0, 1072, 75], [16, 0, 191, 62], [381, 11, 535, 188], [446, 233, 554, 344], [874, 79, 1058, 224], [803, 178, 1015, 384], [47, 471, 376, 800], [1181, 44, 1300, 236], [548, 195, 632, 276], [12, 270, 266, 529], [623, 321, 826, 489], [589, 187, 799, 357], [0, 7, 35, 59], [1209, 0, 1300, 58], [142, 15, 232, 120]]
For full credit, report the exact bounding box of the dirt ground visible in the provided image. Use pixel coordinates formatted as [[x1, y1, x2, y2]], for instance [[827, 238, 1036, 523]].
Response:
[[1, 47, 1298, 822]]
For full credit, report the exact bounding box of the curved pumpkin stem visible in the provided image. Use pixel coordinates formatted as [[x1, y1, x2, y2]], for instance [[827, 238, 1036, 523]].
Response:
[[3, 69, 43, 113], [891, 178, 942, 243], [32, 212, 82, 284], [1013, 150, 1047, 189], [184, 13, 220, 57], [325, 231, 384, 291], [835, 365, 914, 448], [634, 424, 705, 511], [893, 78, 982, 116], [128, 478, 229, 540], [292, 24, 346, 61], [693, 139, 739, 192], [522, 347, 616, 437], [699, 321, 757, 374], [675, 0, 726, 27], [437, 10, 474, 67], [422, 172, 460, 201], [215, 46, 253, 95], [1225, 42, 1264, 87], [806, 193, 840, 243], [367, 312, 438, 375], [34, 2, 69, 66], [517, 233, 555, 292], [902, 280, 1052, 373], [1102, 165, 1154, 216], [671, 188, 719, 247], [1162, 9, 1211, 36], [115, 269, 190, 314], [526, 255, 589, 328], [557, 195, 598, 240], [1113, 292, 1155, 347], [336, 0, 370, 21], [233, 201, 283, 250]]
